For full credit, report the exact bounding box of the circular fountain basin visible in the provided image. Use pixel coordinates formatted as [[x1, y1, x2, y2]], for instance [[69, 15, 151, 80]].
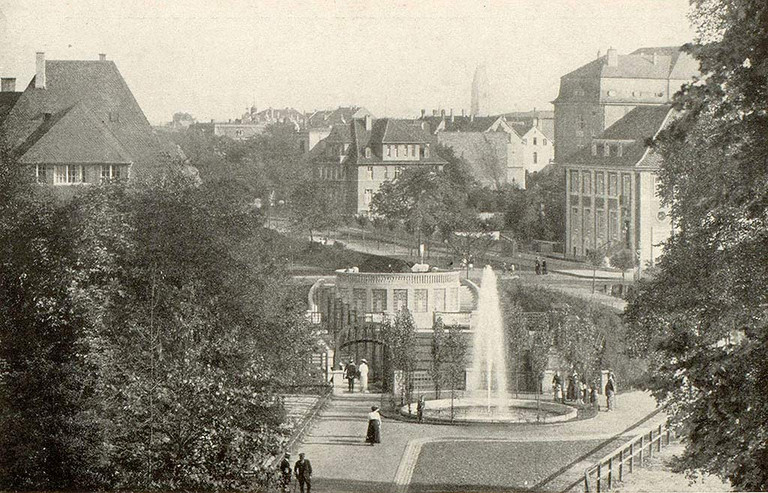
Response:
[[402, 397, 577, 424]]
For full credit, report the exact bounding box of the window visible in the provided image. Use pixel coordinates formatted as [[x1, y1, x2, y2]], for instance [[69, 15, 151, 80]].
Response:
[[591, 143, 598, 156], [35, 164, 47, 183], [569, 170, 580, 193], [372, 289, 387, 312], [365, 147, 371, 158], [394, 167, 402, 179], [386, 145, 392, 157], [424, 145, 430, 158], [364, 189, 373, 205], [43, 112, 52, 122], [578, 114, 586, 130], [603, 144, 610, 156], [393, 289, 408, 312], [54, 164, 84, 185], [414, 289, 428, 313], [533, 152, 538, 164], [607, 90, 616, 97], [353, 289, 367, 313], [395, 146, 399, 158], [582, 171, 592, 194], [384, 167, 389, 179], [617, 144, 623, 157], [608, 173, 618, 196], [543, 138, 548, 146], [622, 174, 632, 199], [367, 166, 374, 180], [609, 210, 619, 241], [108, 111, 119, 122], [533, 137, 538, 146], [571, 207, 580, 233], [101, 164, 124, 182], [433, 288, 446, 312], [597, 210, 606, 239], [596, 172, 605, 194]]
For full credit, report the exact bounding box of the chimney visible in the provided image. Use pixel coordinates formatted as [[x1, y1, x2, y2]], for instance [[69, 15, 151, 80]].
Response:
[[607, 48, 618, 67], [432, 109, 438, 116], [35, 52, 46, 89], [461, 109, 466, 117], [364, 114, 372, 131], [99, 53, 106, 61], [450, 109, 454, 122], [440, 109, 445, 118], [597, 49, 602, 60], [421, 109, 426, 118], [470, 113, 474, 122], [652, 52, 658, 65], [1, 78, 16, 92]]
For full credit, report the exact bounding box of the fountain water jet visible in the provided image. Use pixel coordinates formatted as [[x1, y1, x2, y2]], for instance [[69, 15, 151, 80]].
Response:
[[471, 266, 508, 410]]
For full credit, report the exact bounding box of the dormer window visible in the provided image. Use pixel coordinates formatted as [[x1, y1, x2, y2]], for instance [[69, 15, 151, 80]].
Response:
[[365, 147, 371, 158], [617, 144, 623, 157], [424, 145, 430, 158], [386, 145, 392, 157], [43, 112, 52, 122], [603, 144, 610, 157], [533, 137, 538, 146], [591, 143, 597, 156], [108, 111, 119, 122]]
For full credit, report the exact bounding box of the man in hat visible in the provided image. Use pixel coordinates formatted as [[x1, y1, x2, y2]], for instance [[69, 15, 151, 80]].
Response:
[[278, 452, 292, 492], [358, 358, 369, 393], [344, 359, 357, 393], [294, 452, 312, 493]]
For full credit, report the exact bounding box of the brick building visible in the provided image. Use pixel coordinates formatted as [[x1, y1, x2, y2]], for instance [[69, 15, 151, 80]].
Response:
[[553, 46, 699, 161]]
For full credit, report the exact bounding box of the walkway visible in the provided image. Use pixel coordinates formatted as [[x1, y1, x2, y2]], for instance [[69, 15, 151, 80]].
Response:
[[293, 390, 663, 492]]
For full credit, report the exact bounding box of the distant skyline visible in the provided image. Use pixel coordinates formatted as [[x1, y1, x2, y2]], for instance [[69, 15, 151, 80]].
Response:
[[0, 0, 695, 124]]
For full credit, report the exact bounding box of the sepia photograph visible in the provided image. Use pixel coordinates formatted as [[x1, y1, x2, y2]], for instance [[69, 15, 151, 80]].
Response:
[[0, 1, 765, 492]]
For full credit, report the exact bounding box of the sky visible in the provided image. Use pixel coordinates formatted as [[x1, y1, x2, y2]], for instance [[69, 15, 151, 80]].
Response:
[[0, 0, 695, 125]]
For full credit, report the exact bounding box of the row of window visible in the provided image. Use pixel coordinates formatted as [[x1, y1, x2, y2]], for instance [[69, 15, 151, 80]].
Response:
[[350, 287, 458, 314], [570, 170, 631, 197], [605, 89, 665, 98], [36, 164, 127, 185], [591, 142, 624, 157], [319, 166, 345, 180], [385, 144, 422, 159], [571, 207, 632, 251], [522, 137, 548, 146], [326, 143, 350, 157]]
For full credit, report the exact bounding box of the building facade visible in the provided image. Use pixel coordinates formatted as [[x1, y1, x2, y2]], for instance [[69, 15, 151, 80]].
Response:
[[562, 105, 676, 274], [1, 52, 181, 189], [311, 115, 447, 215], [298, 106, 372, 153], [553, 46, 699, 161]]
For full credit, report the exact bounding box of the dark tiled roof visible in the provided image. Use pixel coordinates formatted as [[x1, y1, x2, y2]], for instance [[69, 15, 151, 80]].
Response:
[[560, 46, 699, 81], [0, 92, 21, 124], [325, 123, 353, 143], [418, 115, 503, 133], [4, 59, 172, 177], [306, 106, 372, 129], [563, 105, 673, 167], [380, 118, 432, 143], [503, 110, 554, 120], [509, 123, 533, 138]]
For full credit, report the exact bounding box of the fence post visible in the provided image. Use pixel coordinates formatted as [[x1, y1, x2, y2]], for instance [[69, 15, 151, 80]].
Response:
[[658, 424, 663, 452], [630, 442, 634, 473], [639, 435, 644, 465], [619, 449, 624, 482], [649, 430, 654, 458], [608, 457, 613, 489], [596, 463, 601, 493]]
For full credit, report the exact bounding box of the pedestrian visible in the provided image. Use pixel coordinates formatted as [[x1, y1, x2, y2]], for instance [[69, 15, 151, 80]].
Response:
[[366, 405, 382, 445], [580, 379, 588, 404], [358, 359, 369, 393], [555, 383, 563, 404], [279, 452, 292, 492], [417, 395, 426, 423], [294, 452, 312, 493], [542, 259, 548, 275], [566, 374, 574, 401], [590, 382, 599, 411], [535, 257, 541, 275], [344, 359, 357, 393], [605, 374, 616, 411]]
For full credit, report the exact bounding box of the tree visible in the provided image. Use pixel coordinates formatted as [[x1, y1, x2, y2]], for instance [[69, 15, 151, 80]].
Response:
[[585, 244, 608, 294], [608, 248, 636, 281], [289, 177, 342, 242], [442, 324, 469, 422], [382, 309, 418, 411], [625, 0, 768, 489], [429, 317, 446, 398]]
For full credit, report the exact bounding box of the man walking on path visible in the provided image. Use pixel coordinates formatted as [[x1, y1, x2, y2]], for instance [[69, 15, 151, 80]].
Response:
[[294, 452, 312, 493], [279, 452, 292, 492], [344, 359, 357, 393], [605, 374, 616, 411], [358, 359, 369, 393]]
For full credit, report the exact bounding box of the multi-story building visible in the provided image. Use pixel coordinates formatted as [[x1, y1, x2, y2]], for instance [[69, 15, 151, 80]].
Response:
[[508, 122, 554, 174], [561, 105, 676, 274], [503, 109, 555, 142], [213, 106, 306, 140], [298, 106, 372, 153], [1, 52, 181, 190], [311, 115, 447, 215], [553, 46, 699, 161]]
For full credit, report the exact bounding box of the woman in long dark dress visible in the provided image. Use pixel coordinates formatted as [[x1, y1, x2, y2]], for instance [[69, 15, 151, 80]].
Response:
[[366, 406, 381, 445]]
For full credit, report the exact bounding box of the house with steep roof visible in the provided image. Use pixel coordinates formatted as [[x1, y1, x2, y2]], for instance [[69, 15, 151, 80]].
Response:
[[311, 115, 447, 215], [1, 52, 180, 192], [507, 122, 553, 174], [561, 104, 676, 274], [553, 46, 699, 160], [298, 106, 372, 153]]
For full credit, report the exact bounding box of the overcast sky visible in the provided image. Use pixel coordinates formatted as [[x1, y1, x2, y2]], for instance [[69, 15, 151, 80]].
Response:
[[0, 0, 695, 124]]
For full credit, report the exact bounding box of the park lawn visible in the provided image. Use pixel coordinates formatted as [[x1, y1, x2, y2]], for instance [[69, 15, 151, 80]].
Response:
[[409, 439, 605, 492]]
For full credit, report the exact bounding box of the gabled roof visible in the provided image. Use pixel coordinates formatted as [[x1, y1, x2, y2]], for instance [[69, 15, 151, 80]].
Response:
[[379, 118, 432, 143], [306, 106, 372, 129], [563, 105, 674, 167], [4, 58, 172, 176], [418, 115, 504, 133], [0, 92, 22, 124], [18, 102, 132, 164]]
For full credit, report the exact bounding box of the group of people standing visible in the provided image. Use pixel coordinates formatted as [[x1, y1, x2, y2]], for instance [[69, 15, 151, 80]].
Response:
[[535, 256, 548, 275], [342, 358, 370, 393], [552, 371, 615, 410]]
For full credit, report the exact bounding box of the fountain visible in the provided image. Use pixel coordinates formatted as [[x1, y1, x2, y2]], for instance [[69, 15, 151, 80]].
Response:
[[400, 266, 577, 424]]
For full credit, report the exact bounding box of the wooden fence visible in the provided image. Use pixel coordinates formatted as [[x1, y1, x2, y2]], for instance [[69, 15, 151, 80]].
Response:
[[584, 422, 673, 492]]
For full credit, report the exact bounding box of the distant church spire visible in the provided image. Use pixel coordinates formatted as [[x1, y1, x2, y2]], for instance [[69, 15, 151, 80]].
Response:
[[471, 64, 490, 116]]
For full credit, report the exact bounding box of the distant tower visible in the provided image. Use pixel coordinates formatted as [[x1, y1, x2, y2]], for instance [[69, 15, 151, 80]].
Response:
[[471, 64, 490, 116]]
